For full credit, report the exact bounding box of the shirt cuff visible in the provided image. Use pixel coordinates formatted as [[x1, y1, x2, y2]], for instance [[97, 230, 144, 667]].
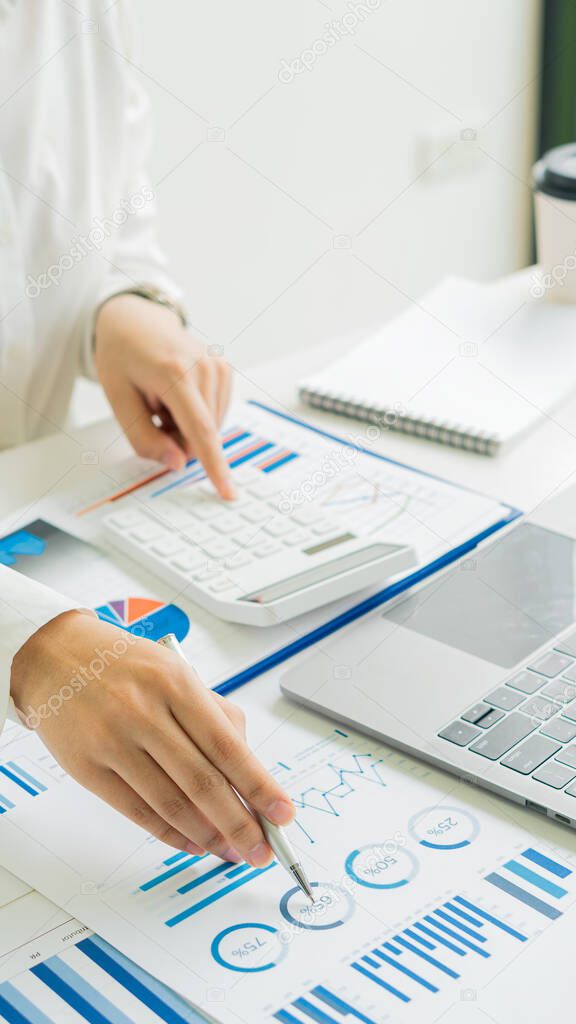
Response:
[[0, 566, 80, 733], [80, 272, 184, 382]]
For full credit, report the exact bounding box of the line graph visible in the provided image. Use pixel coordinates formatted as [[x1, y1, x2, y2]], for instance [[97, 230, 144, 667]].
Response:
[[292, 754, 387, 817]]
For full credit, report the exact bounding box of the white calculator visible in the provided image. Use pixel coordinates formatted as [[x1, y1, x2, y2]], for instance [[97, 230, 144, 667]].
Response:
[[102, 466, 415, 627]]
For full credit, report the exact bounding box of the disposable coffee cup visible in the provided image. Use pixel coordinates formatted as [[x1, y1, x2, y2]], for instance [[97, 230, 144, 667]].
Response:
[[532, 144, 576, 302]]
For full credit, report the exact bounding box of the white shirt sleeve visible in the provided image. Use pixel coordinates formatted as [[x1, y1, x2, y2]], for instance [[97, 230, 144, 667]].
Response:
[[0, 565, 78, 732], [79, 3, 183, 381]]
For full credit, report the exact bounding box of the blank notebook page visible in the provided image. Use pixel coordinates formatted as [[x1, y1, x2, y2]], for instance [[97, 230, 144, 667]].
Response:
[[300, 274, 576, 449]]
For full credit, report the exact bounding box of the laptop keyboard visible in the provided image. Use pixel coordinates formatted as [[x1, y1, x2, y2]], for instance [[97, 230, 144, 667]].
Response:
[[438, 627, 576, 796]]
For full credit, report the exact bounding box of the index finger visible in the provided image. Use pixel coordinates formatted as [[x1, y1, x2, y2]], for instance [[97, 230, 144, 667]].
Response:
[[166, 381, 235, 500], [172, 682, 294, 827]]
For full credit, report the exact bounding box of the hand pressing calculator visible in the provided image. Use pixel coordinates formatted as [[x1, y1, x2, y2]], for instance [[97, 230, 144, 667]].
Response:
[[102, 466, 415, 627]]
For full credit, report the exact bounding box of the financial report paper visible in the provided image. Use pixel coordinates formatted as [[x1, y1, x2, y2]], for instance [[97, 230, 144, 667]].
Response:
[[2, 402, 515, 692], [1, 673, 576, 1024]]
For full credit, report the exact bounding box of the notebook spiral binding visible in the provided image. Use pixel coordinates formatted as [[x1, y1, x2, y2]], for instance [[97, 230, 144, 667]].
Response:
[[299, 385, 500, 457]]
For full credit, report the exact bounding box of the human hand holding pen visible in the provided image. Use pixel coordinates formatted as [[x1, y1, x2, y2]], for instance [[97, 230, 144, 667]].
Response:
[[158, 634, 314, 901], [9, 611, 294, 866]]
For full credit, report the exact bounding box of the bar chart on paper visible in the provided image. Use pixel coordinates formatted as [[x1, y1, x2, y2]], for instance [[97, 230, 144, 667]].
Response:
[[0, 883, 208, 1024], [3, 709, 576, 1023]]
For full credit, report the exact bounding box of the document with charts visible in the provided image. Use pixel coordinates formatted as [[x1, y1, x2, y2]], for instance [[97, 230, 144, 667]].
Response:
[[3, 401, 517, 693], [0, 864, 207, 1023], [1, 678, 576, 1023]]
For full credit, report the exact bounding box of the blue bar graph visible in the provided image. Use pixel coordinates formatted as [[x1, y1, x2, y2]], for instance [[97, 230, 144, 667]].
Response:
[[6, 761, 47, 792], [78, 935, 207, 1023], [485, 872, 562, 920], [453, 897, 527, 941], [0, 765, 37, 797], [0, 793, 14, 812], [225, 863, 251, 880], [312, 985, 378, 1024], [0, 936, 211, 1024], [176, 861, 232, 895], [163, 851, 188, 866], [504, 859, 568, 899], [0, 982, 55, 1024], [165, 863, 276, 927], [139, 854, 206, 892], [32, 956, 134, 1024], [522, 847, 571, 879], [433, 908, 487, 941], [413, 922, 465, 956], [351, 962, 410, 1003], [371, 948, 438, 993]]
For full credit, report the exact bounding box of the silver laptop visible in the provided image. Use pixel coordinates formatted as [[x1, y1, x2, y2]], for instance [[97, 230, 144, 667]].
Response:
[[280, 482, 576, 828]]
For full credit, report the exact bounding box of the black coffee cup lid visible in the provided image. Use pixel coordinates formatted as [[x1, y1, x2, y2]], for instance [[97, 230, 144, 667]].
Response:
[[533, 144, 576, 200]]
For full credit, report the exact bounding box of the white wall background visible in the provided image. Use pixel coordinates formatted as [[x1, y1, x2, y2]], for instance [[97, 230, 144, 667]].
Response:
[[134, 0, 542, 371]]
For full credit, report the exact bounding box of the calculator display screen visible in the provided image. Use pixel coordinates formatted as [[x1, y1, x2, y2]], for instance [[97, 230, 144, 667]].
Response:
[[241, 543, 402, 605]]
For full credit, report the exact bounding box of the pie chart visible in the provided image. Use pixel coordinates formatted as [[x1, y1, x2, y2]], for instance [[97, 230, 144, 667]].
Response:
[[95, 597, 190, 642]]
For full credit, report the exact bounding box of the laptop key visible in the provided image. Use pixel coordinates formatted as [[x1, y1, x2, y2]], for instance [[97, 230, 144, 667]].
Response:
[[541, 679, 576, 704], [470, 713, 537, 760], [554, 629, 576, 657], [500, 735, 560, 774], [561, 663, 576, 683], [560, 701, 576, 723], [520, 695, 561, 721], [506, 670, 545, 695], [528, 651, 574, 678], [554, 744, 576, 768], [461, 703, 504, 728], [485, 686, 525, 711], [540, 718, 576, 743], [438, 721, 481, 746], [533, 761, 576, 789]]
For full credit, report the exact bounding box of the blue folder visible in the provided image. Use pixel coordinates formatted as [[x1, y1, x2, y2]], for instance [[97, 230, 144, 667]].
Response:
[[214, 401, 521, 697]]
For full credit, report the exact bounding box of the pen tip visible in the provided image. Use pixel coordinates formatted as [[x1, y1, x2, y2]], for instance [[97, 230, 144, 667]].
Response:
[[289, 863, 314, 903]]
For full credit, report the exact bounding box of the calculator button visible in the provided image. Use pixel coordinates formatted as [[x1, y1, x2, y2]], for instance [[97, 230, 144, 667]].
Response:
[[469, 713, 537, 760], [264, 518, 292, 538], [224, 551, 253, 570], [241, 504, 270, 524], [485, 687, 525, 711], [108, 509, 144, 529], [540, 718, 576, 743], [212, 514, 244, 535], [254, 540, 282, 558], [292, 507, 322, 526], [500, 734, 560, 774], [190, 502, 220, 521], [192, 565, 220, 582], [506, 670, 545, 694], [150, 535, 185, 556], [533, 762, 576, 789], [202, 539, 237, 559], [528, 651, 574, 678], [208, 577, 236, 594], [235, 528, 262, 549], [130, 521, 163, 542], [312, 520, 339, 537], [183, 524, 214, 545], [283, 529, 312, 547], [155, 505, 195, 527], [170, 551, 207, 572]]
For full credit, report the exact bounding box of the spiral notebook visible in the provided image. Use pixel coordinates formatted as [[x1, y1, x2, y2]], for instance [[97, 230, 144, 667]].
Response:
[[300, 272, 576, 455]]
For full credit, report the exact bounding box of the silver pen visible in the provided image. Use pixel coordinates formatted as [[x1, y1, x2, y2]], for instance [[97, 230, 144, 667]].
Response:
[[157, 633, 314, 903]]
